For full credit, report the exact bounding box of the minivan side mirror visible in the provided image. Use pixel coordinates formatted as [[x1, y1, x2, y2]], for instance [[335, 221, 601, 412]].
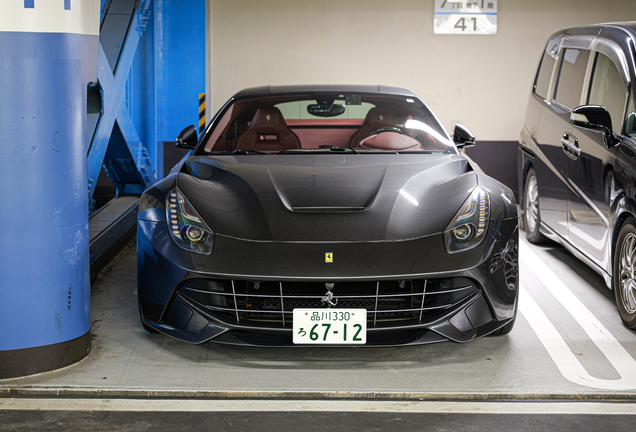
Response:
[[176, 125, 198, 149], [453, 124, 475, 148], [571, 105, 618, 146]]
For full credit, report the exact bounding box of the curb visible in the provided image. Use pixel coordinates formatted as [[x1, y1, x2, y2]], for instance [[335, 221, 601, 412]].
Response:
[[1, 388, 635, 401]]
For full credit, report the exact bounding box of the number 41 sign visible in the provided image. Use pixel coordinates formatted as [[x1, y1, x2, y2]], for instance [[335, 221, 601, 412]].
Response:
[[434, 0, 498, 35]]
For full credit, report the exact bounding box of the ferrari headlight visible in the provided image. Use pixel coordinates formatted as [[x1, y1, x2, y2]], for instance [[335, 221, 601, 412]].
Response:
[[443, 186, 490, 253], [166, 188, 214, 254]]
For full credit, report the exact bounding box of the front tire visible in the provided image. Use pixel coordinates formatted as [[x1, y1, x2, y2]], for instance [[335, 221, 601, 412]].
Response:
[[613, 219, 636, 330], [524, 168, 547, 244]]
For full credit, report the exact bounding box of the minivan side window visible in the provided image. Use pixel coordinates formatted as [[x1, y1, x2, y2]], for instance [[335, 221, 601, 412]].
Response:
[[534, 42, 558, 99], [588, 52, 627, 132], [554, 48, 591, 109]]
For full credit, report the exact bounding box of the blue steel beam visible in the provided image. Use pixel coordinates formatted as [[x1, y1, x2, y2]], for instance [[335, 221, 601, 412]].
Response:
[[117, 103, 156, 191], [87, 1, 155, 198], [152, 0, 164, 179]]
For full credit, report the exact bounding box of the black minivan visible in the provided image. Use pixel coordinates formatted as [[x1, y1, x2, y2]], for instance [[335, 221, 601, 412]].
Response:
[[518, 22, 636, 330]]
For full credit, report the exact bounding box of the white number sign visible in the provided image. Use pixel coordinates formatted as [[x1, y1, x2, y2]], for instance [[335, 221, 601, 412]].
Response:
[[434, 0, 498, 35]]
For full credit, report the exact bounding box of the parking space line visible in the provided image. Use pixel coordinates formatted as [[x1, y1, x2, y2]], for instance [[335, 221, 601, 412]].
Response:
[[1, 398, 636, 414], [519, 240, 636, 390]]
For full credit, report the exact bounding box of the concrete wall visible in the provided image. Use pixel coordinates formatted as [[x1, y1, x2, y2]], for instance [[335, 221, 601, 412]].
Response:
[[206, 0, 636, 141]]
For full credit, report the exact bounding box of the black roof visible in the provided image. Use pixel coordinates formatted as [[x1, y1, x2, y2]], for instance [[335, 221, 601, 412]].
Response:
[[232, 85, 418, 100]]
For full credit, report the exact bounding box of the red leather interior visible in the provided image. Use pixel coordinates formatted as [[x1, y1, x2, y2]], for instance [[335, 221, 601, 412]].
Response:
[[286, 119, 363, 148], [348, 108, 398, 147], [236, 108, 301, 151], [291, 128, 356, 148], [358, 132, 424, 151], [286, 119, 364, 127]]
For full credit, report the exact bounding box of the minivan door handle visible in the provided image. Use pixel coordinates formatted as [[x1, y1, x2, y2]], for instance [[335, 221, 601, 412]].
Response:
[[561, 133, 581, 160]]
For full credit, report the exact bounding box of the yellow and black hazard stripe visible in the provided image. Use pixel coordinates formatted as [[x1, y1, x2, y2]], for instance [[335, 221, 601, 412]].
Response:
[[198, 93, 206, 132]]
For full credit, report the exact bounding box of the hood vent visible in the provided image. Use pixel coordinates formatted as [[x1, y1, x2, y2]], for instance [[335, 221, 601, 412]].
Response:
[[290, 206, 366, 213]]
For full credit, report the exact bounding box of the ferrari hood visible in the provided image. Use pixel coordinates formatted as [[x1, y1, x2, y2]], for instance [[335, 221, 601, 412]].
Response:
[[177, 154, 477, 242]]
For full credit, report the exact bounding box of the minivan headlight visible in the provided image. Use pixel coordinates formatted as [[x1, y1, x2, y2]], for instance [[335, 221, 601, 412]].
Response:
[[443, 186, 489, 253], [166, 188, 214, 254]]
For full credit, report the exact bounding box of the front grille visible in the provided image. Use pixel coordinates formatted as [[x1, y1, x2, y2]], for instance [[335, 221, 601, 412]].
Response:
[[178, 278, 479, 329]]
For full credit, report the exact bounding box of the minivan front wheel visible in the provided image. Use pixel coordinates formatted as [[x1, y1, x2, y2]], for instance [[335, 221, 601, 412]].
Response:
[[614, 218, 636, 330], [524, 168, 547, 244]]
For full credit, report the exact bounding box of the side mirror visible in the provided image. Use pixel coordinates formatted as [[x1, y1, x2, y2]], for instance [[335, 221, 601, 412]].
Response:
[[453, 124, 475, 148], [571, 105, 618, 146], [176, 125, 198, 149]]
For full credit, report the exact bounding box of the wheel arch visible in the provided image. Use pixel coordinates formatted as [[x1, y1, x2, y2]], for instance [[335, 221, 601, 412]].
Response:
[[609, 208, 636, 328], [611, 207, 636, 284], [519, 159, 536, 216]]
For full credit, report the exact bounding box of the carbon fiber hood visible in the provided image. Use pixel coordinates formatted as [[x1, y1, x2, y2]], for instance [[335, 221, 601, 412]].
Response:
[[177, 154, 477, 242]]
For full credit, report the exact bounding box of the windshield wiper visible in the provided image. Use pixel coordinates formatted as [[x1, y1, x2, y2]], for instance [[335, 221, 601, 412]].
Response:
[[217, 149, 270, 155], [279, 146, 360, 154], [322, 145, 360, 154]]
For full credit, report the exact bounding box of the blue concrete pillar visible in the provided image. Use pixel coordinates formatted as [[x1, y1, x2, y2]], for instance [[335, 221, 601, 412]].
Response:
[[0, 1, 100, 378]]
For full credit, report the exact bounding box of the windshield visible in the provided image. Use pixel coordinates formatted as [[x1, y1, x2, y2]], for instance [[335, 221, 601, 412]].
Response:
[[199, 92, 455, 155]]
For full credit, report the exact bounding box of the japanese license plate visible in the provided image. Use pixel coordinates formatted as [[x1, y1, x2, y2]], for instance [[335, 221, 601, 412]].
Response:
[[292, 309, 367, 344]]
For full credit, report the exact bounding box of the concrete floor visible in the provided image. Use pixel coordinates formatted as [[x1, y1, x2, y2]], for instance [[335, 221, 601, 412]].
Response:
[[1, 233, 636, 399]]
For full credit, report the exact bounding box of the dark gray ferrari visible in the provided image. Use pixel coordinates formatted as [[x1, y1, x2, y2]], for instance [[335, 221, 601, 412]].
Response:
[[137, 85, 518, 346]]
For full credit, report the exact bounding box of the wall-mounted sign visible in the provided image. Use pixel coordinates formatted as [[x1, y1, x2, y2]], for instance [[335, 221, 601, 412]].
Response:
[[434, 0, 498, 35]]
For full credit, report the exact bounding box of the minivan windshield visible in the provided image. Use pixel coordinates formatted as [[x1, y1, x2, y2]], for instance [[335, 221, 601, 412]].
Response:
[[199, 93, 455, 155]]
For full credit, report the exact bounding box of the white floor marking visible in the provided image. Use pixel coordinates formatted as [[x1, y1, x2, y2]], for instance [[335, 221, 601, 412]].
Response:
[[0, 398, 635, 414], [519, 240, 636, 390]]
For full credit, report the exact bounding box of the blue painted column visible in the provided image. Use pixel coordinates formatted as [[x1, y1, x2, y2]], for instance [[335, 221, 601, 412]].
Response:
[[0, 1, 100, 378]]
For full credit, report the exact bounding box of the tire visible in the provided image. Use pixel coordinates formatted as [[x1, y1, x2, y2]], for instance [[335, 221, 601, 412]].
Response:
[[138, 290, 158, 333], [490, 317, 515, 336], [613, 218, 636, 330], [524, 168, 548, 244]]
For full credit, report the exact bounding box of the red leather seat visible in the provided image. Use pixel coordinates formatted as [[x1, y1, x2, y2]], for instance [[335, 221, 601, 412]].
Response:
[[357, 131, 424, 151], [236, 108, 301, 151], [348, 108, 397, 147]]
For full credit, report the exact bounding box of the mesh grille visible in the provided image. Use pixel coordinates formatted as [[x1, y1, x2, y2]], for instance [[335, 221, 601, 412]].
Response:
[[179, 277, 479, 328]]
